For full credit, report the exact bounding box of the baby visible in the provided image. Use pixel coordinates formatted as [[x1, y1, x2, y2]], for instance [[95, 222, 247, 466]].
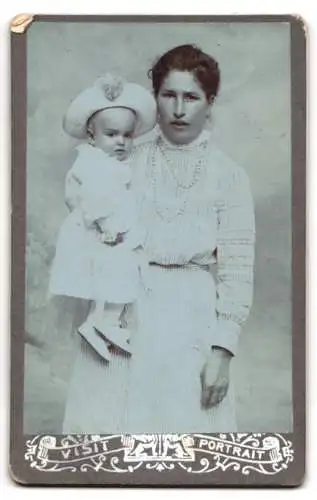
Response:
[[49, 73, 156, 361]]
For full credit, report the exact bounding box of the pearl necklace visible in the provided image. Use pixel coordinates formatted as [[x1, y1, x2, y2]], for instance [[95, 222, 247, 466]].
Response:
[[148, 137, 209, 223], [157, 136, 208, 190]]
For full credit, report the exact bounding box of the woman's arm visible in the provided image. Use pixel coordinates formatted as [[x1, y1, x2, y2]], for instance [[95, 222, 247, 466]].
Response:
[[200, 164, 255, 409], [214, 165, 256, 356]]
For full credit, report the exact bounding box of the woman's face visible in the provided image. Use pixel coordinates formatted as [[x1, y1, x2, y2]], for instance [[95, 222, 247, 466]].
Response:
[[157, 70, 211, 145]]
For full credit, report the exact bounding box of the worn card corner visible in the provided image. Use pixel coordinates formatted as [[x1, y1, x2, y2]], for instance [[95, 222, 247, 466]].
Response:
[[10, 14, 35, 34]]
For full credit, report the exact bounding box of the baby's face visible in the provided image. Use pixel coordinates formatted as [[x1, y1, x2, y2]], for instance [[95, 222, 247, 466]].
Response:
[[89, 107, 136, 161]]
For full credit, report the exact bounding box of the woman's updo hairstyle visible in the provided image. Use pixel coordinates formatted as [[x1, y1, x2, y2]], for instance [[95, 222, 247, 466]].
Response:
[[148, 44, 220, 103]]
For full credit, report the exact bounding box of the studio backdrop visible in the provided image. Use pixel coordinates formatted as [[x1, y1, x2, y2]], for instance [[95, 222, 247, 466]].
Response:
[[24, 21, 292, 433]]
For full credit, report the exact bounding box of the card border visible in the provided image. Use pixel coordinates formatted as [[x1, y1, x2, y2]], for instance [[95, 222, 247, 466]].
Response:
[[10, 14, 306, 487]]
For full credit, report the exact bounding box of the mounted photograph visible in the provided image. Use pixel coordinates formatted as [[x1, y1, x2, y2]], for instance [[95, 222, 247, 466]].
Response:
[[10, 15, 306, 486]]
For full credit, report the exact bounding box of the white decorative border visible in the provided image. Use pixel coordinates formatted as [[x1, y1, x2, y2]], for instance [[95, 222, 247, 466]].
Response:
[[25, 433, 294, 475]]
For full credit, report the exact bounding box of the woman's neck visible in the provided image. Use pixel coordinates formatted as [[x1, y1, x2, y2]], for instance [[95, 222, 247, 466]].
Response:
[[157, 128, 210, 151]]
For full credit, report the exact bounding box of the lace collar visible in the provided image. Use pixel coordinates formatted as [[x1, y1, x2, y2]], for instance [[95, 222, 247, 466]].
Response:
[[156, 128, 211, 152]]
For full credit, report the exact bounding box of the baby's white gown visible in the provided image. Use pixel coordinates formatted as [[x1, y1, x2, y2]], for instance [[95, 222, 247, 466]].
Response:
[[49, 144, 142, 304]]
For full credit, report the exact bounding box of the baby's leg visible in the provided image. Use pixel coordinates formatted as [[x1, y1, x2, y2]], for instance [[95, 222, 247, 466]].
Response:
[[91, 300, 106, 323], [93, 302, 133, 355], [77, 301, 111, 361], [102, 302, 125, 327]]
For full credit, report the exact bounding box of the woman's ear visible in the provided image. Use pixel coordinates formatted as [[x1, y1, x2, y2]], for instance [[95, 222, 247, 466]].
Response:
[[205, 102, 214, 129], [206, 93, 216, 118], [209, 95, 216, 106], [205, 103, 212, 121]]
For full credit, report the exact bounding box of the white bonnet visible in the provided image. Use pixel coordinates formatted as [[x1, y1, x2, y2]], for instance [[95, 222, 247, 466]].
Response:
[[63, 73, 157, 139]]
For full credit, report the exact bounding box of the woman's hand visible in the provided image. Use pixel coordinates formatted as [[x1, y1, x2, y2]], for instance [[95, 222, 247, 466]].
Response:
[[200, 346, 232, 409]]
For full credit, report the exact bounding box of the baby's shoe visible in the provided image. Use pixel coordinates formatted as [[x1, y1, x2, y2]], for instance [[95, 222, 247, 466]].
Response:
[[94, 322, 132, 356], [78, 320, 111, 362]]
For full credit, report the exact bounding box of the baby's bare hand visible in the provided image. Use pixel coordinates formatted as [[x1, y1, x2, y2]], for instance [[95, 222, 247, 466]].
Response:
[[100, 232, 125, 246]]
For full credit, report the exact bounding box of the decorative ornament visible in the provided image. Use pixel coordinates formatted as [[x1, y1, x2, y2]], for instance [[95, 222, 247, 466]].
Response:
[[95, 73, 125, 101]]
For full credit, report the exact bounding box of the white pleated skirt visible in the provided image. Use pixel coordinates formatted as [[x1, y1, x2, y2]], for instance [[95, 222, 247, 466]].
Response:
[[62, 264, 237, 434]]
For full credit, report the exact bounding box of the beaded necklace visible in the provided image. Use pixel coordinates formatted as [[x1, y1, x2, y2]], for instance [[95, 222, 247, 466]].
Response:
[[148, 133, 210, 223]]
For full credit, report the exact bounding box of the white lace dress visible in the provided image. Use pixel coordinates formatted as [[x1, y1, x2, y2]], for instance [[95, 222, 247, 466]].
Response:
[[49, 144, 142, 304], [62, 130, 255, 433]]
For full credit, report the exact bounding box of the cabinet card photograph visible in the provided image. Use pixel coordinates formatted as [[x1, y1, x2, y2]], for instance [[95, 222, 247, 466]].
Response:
[[10, 14, 305, 486]]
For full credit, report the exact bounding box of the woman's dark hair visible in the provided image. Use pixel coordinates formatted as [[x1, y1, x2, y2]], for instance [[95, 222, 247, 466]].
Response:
[[148, 44, 220, 102]]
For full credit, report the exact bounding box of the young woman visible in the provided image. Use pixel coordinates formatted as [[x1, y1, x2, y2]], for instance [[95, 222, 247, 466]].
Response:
[[62, 44, 255, 433]]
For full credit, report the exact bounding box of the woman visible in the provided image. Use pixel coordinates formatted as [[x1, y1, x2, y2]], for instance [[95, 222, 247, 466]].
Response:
[[62, 44, 255, 433]]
